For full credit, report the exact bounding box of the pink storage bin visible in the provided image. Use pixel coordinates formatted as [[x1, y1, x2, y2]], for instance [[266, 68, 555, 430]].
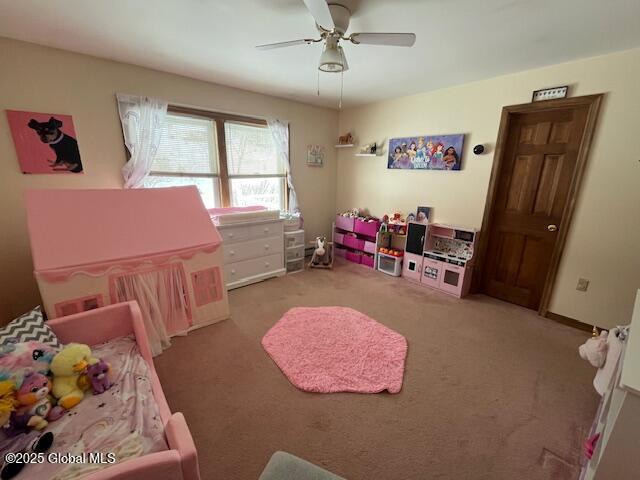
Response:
[[354, 219, 380, 237], [335, 215, 355, 232], [345, 251, 362, 264], [361, 254, 375, 268], [364, 240, 376, 254], [335, 246, 346, 258], [334, 232, 345, 245], [343, 234, 365, 251]]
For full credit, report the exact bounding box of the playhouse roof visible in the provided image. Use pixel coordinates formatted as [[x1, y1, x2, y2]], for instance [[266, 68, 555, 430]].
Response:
[[25, 186, 222, 280]]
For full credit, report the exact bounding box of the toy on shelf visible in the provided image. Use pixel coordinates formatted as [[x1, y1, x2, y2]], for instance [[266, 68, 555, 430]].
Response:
[[383, 212, 407, 235], [336, 132, 353, 147], [309, 235, 334, 269]]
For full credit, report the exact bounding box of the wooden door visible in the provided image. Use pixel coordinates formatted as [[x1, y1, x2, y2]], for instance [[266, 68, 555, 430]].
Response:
[[481, 99, 597, 310]]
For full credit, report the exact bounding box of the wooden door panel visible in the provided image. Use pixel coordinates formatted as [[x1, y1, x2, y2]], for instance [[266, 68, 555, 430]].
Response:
[[482, 104, 590, 309], [533, 154, 564, 215]]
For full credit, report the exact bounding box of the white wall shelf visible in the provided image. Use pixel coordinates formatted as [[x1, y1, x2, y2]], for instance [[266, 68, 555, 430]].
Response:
[[334, 144, 354, 148]]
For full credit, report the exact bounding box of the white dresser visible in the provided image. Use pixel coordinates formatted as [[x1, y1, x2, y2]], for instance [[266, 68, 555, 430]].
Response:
[[580, 289, 640, 479], [217, 218, 286, 289]]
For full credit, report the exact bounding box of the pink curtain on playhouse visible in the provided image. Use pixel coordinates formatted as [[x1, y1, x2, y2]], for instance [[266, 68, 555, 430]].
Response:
[[111, 264, 192, 356]]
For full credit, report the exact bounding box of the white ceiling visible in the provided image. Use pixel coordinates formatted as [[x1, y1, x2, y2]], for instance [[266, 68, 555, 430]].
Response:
[[1, 0, 639, 109]]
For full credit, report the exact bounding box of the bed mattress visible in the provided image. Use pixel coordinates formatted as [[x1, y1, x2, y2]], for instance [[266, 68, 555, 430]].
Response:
[[24, 336, 168, 480]]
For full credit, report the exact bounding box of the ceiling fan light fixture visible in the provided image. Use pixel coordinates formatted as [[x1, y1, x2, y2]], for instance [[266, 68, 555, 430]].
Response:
[[318, 43, 348, 73]]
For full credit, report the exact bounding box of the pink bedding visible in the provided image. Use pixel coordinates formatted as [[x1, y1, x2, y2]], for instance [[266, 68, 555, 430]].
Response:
[[26, 336, 167, 480]]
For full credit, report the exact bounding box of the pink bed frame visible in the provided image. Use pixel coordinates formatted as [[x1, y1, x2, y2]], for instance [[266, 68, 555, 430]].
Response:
[[47, 301, 200, 480]]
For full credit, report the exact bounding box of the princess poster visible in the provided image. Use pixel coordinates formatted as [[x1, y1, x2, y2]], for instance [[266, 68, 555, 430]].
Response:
[[388, 134, 464, 170], [6, 110, 83, 174]]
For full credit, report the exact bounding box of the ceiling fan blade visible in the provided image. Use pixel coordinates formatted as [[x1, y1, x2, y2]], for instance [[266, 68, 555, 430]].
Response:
[[350, 33, 416, 47], [302, 0, 335, 30], [256, 39, 317, 50]]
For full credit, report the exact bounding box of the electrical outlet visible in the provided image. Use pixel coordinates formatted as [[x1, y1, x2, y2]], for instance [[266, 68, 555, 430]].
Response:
[[576, 278, 589, 292]]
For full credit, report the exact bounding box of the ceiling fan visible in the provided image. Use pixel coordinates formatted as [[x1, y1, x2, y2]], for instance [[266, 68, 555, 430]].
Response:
[[256, 0, 416, 73]]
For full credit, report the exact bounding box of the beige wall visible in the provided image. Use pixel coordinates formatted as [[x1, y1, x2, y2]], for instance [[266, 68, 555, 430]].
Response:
[[337, 47, 640, 329], [0, 37, 338, 320]]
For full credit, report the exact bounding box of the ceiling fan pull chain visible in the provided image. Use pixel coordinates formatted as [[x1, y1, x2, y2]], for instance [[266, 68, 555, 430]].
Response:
[[339, 69, 344, 109]]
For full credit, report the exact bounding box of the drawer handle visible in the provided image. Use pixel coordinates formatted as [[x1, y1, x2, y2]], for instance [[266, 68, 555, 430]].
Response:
[[230, 250, 235, 256], [230, 269, 236, 275], [265, 262, 270, 267], [229, 232, 234, 238], [263, 228, 269, 233], [264, 244, 270, 249]]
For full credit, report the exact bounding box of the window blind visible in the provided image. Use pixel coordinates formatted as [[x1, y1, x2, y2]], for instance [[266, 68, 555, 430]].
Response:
[[224, 122, 283, 176], [153, 114, 218, 174]]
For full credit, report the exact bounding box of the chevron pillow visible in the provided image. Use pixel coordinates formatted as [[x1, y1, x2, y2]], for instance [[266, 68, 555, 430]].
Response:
[[0, 306, 61, 349]]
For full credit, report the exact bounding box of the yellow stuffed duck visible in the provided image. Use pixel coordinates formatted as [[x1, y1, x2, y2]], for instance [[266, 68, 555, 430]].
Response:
[[50, 343, 97, 410]]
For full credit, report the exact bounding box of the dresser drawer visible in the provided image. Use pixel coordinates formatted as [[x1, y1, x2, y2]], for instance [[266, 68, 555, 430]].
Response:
[[249, 221, 283, 240], [219, 225, 250, 244], [224, 253, 284, 283], [223, 236, 284, 264]]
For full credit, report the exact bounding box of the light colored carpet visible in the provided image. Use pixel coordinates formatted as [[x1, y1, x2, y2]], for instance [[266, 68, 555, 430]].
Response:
[[154, 259, 599, 480]]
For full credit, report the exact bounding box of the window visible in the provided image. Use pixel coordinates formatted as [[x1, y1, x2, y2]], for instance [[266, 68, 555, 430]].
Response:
[[144, 108, 287, 210], [143, 113, 220, 208]]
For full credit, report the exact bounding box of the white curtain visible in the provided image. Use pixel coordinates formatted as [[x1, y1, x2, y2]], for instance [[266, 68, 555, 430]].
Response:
[[111, 265, 192, 356], [267, 118, 299, 213], [116, 93, 168, 188]]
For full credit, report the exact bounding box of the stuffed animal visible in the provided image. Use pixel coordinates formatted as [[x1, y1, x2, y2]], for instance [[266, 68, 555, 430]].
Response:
[[50, 343, 96, 409], [0, 341, 57, 390], [15, 373, 65, 430], [86, 359, 112, 394], [0, 381, 17, 429], [578, 330, 609, 368]]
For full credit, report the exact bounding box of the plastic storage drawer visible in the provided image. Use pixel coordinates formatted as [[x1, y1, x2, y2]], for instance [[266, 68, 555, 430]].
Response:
[[284, 229, 305, 248]]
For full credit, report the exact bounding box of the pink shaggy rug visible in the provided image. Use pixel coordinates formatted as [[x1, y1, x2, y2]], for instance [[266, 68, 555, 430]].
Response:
[[262, 307, 408, 394]]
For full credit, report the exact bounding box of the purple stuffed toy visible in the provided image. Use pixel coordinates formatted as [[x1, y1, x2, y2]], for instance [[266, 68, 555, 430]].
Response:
[[86, 360, 111, 394]]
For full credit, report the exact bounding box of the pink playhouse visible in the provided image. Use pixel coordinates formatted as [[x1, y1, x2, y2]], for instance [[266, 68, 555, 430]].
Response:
[[25, 186, 230, 355]]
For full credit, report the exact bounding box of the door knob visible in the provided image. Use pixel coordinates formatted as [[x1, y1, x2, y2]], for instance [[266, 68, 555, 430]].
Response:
[[547, 224, 558, 232]]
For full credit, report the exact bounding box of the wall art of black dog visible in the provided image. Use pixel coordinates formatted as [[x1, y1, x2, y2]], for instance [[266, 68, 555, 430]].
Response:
[[28, 117, 83, 173]]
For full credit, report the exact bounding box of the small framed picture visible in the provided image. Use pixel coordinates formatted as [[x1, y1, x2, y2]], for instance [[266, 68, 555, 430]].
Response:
[[532, 86, 568, 102], [306, 144, 324, 167], [416, 206, 431, 224]]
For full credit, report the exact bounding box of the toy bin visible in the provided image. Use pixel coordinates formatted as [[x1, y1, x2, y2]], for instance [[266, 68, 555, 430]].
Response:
[[335, 215, 355, 232], [343, 234, 365, 251], [354, 219, 380, 237], [334, 232, 345, 245], [361, 254, 375, 268], [364, 240, 376, 254], [345, 251, 362, 264]]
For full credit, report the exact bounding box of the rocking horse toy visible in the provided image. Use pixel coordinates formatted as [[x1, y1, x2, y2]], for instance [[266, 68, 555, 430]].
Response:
[[308, 235, 334, 269]]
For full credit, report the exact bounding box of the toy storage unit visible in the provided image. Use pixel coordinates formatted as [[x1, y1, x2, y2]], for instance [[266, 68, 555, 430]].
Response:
[[217, 218, 286, 288], [284, 229, 305, 274], [334, 215, 379, 268], [420, 224, 478, 298], [24, 186, 231, 340]]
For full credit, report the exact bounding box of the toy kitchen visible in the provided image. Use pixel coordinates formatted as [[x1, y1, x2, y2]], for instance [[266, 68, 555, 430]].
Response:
[[402, 222, 478, 298]]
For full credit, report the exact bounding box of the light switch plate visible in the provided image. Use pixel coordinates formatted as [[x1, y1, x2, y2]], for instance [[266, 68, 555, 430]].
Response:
[[576, 278, 589, 292]]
